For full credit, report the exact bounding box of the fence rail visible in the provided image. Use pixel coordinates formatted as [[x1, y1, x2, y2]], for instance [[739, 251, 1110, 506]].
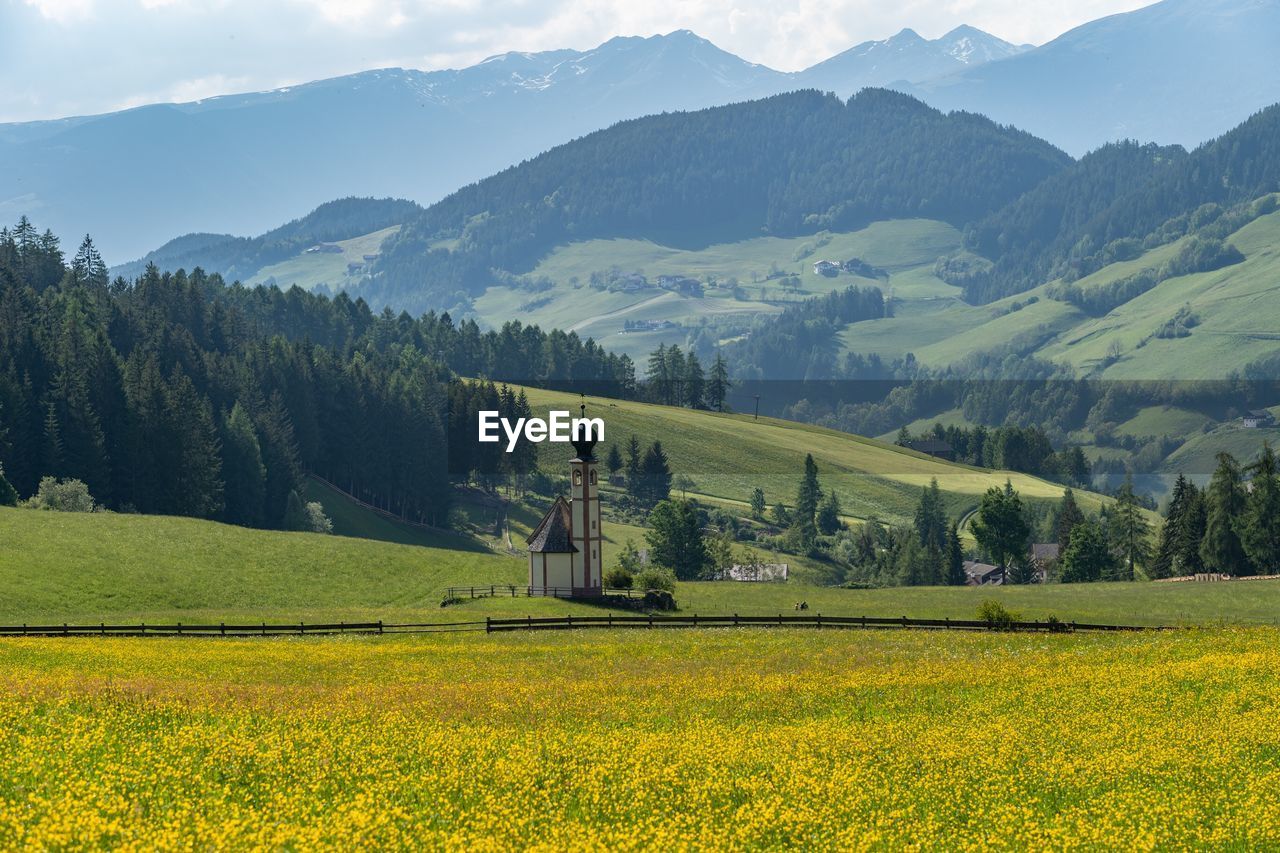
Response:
[[0, 614, 1167, 639], [0, 621, 386, 638], [446, 585, 647, 600], [484, 614, 1162, 633]]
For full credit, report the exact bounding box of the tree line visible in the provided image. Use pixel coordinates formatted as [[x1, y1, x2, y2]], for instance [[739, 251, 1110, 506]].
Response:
[[0, 219, 636, 529]]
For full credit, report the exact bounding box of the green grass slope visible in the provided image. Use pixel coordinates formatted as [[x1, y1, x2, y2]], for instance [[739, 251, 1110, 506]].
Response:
[[246, 225, 400, 291], [518, 386, 1116, 524], [0, 506, 520, 623], [473, 219, 960, 361]]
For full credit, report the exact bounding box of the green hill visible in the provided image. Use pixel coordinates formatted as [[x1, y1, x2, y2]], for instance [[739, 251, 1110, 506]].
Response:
[[0, 504, 519, 624], [516, 385, 1114, 524]]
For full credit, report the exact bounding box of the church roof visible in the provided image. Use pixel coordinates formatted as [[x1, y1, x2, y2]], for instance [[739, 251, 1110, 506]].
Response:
[[526, 496, 578, 553]]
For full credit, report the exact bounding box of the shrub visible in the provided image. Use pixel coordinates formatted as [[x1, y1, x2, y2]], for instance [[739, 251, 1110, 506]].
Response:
[[633, 567, 677, 593], [305, 502, 333, 534], [26, 477, 95, 512], [977, 599, 1021, 631], [603, 566, 634, 589]]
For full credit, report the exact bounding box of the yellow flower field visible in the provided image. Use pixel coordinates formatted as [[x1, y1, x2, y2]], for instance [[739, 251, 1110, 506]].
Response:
[[2, 628, 1280, 849]]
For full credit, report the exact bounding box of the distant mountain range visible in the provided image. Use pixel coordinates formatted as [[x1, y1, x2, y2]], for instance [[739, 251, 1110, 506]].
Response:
[[900, 0, 1280, 157], [4, 0, 1278, 267]]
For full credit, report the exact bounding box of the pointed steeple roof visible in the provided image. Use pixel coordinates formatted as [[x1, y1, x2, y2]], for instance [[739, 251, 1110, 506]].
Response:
[[526, 496, 578, 553]]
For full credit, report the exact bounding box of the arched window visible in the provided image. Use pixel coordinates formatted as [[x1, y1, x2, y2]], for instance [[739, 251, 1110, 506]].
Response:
[[573, 470, 582, 486], [589, 470, 597, 485]]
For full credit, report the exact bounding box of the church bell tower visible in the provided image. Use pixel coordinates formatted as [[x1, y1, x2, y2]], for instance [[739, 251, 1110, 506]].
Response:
[[569, 402, 603, 594]]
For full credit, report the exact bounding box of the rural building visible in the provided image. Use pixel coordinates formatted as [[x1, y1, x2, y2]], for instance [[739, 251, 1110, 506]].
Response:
[[906, 439, 956, 462], [715, 563, 789, 582], [963, 560, 1004, 586], [813, 260, 840, 276], [526, 409, 604, 596], [1029, 543, 1059, 583], [1242, 409, 1275, 428]]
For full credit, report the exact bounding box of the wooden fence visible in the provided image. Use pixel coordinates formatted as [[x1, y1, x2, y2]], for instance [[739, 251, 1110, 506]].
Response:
[[446, 585, 647, 600], [485, 614, 1161, 633], [0, 615, 1164, 639]]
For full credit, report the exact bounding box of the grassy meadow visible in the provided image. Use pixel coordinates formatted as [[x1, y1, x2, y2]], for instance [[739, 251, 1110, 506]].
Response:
[[517, 385, 1122, 525], [4, 628, 1280, 848]]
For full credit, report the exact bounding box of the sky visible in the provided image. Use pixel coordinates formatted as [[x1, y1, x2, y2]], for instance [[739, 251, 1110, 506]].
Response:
[[1, 0, 1154, 123]]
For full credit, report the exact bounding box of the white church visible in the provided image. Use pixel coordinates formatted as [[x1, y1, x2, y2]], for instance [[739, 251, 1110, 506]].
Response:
[[525, 408, 604, 597]]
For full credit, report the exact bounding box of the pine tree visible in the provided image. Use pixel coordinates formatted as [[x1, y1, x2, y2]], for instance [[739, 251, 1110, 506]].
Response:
[[1201, 453, 1251, 575], [0, 463, 17, 506], [647, 345, 669, 405], [791, 454, 821, 548], [895, 426, 911, 447], [639, 441, 672, 505], [817, 490, 842, 535], [1240, 442, 1280, 574], [1059, 518, 1118, 583], [683, 353, 705, 409], [1108, 473, 1151, 581], [625, 434, 642, 496], [749, 487, 766, 519], [71, 235, 108, 289], [707, 353, 730, 412], [220, 402, 266, 527], [1054, 488, 1084, 551], [1152, 475, 1194, 579], [283, 489, 309, 531], [913, 478, 947, 552], [163, 367, 223, 519], [605, 443, 624, 482], [946, 521, 967, 585]]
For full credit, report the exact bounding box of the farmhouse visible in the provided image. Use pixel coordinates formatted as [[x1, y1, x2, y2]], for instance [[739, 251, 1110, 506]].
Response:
[[906, 438, 956, 462], [964, 560, 1004, 586], [813, 260, 840, 276], [1242, 409, 1275, 428], [526, 408, 604, 597]]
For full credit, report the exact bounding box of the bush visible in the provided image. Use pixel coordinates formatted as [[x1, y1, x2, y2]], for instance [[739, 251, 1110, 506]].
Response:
[[26, 477, 95, 512], [977, 599, 1021, 630], [305, 502, 333, 534], [633, 567, 677, 593], [603, 566, 634, 589]]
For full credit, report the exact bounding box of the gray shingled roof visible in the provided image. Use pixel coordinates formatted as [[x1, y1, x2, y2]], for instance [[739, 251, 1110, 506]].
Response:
[[526, 496, 578, 554]]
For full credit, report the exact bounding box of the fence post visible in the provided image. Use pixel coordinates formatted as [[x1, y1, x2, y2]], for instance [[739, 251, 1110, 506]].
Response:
[[299, 621, 304, 635], [487, 617, 493, 634], [901, 616, 908, 629], [733, 613, 738, 627], [262, 622, 266, 636], [693, 613, 698, 628], [816, 613, 822, 630], [945, 617, 950, 630], [567, 614, 573, 630], [63, 623, 68, 636], [608, 613, 613, 629], [649, 613, 654, 630], [861, 615, 866, 629], [378, 620, 384, 635], [100, 622, 105, 636], [221, 622, 226, 636]]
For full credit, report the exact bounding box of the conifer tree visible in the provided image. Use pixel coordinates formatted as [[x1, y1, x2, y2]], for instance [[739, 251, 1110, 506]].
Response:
[[1240, 442, 1280, 574], [605, 443, 624, 482], [817, 490, 842, 535], [1055, 488, 1084, 551], [749, 487, 766, 519], [706, 353, 730, 412], [1109, 473, 1151, 581], [220, 402, 266, 527], [946, 521, 967, 585], [791, 454, 821, 547], [684, 353, 705, 409], [913, 478, 947, 552], [639, 441, 672, 505], [0, 463, 17, 506], [1201, 453, 1251, 575]]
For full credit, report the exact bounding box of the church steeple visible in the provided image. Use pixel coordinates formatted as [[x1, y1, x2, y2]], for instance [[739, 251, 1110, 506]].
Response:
[[569, 396, 599, 461]]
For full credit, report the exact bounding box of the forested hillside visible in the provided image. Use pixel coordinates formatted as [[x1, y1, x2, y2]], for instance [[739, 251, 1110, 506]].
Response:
[[368, 89, 1070, 312], [113, 197, 422, 282], [962, 104, 1280, 302], [0, 220, 634, 528]]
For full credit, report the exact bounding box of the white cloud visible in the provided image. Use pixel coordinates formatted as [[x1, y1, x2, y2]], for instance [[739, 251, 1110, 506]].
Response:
[[22, 0, 94, 23]]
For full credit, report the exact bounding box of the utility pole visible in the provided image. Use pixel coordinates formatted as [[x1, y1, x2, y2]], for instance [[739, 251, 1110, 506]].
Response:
[[753, 394, 761, 421]]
